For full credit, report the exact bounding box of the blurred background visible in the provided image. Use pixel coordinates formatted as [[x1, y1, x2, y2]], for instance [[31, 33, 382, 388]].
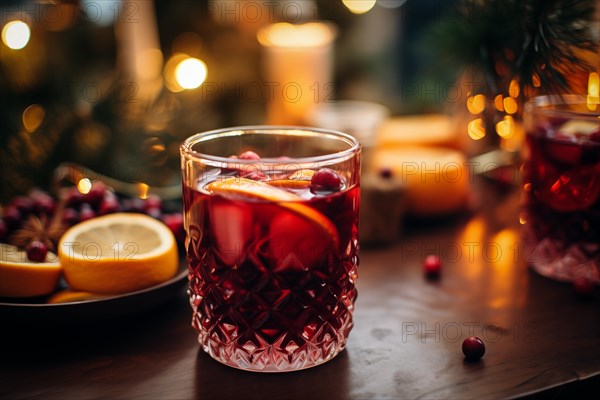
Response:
[[0, 0, 598, 206]]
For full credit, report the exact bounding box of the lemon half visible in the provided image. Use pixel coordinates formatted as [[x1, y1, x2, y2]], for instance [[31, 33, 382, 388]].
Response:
[[58, 213, 178, 295]]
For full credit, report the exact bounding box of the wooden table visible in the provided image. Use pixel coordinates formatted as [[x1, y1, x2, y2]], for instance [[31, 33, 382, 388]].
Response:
[[2, 187, 600, 399]]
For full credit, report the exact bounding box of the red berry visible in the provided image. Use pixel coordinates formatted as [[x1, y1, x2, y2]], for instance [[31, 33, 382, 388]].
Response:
[[26, 240, 48, 262], [144, 194, 162, 211], [79, 204, 96, 221], [462, 336, 485, 361], [573, 277, 595, 298], [423, 254, 442, 279], [146, 206, 162, 219], [124, 198, 145, 213], [3, 207, 22, 228], [11, 196, 34, 214], [34, 196, 56, 216], [62, 208, 79, 225], [238, 150, 260, 160], [379, 168, 393, 179], [66, 188, 84, 208], [310, 168, 343, 194], [99, 193, 120, 215], [85, 181, 107, 206], [163, 213, 185, 243]]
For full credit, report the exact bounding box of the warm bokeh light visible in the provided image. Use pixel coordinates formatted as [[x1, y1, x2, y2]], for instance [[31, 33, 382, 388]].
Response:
[[342, 0, 377, 14], [495, 116, 515, 139], [494, 94, 504, 112], [257, 22, 336, 48], [175, 58, 207, 90], [468, 118, 486, 140], [77, 178, 92, 195], [532, 73, 541, 88], [508, 79, 520, 98], [503, 97, 518, 114], [466, 94, 486, 114], [137, 183, 149, 200], [2, 21, 30, 50], [22, 104, 45, 133], [587, 72, 599, 111]]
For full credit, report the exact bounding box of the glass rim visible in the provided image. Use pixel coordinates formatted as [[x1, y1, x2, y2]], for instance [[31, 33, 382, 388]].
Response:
[[180, 125, 361, 164], [525, 94, 600, 119]]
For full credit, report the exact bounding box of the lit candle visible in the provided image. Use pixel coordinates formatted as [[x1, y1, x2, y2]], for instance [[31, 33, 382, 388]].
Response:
[[257, 22, 336, 125]]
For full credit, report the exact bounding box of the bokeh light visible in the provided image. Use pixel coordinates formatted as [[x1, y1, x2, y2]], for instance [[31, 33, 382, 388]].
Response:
[[175, 58, 207, 90], [466, 94, 485, 114], [342, 0, 377, 14], [468, 118, 486, 140], [503, 97, 518, 114], [2, 21, 30, 50], [22, 105, 45, 133], [77, 178, 92, 194]]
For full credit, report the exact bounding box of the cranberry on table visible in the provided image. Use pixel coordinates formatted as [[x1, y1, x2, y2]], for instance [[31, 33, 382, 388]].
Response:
[[66, 188, 84, 207], [99, 195, 120, 215], [310, 168, 343, 194], [163, 213, 185, 243], [26, 240, 48, 262], [423, 254, 442, 279], [238, 150, 260, 160], [573, 277, 595, 298], [462, 336, 485, 361]]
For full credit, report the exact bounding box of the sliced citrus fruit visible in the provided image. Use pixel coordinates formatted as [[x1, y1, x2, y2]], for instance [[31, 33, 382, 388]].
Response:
[[0, 243, 62, 297], [204, 177, 339, 247], [58, 213, 178, 295], [267, 169, 316, 189]]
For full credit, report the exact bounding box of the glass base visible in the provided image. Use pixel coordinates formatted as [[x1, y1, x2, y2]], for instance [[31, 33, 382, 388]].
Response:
[[194, 317, 353, 372]]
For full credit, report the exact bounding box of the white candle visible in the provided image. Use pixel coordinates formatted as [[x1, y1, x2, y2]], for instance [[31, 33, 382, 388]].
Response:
[[257, 22, 336, 125]]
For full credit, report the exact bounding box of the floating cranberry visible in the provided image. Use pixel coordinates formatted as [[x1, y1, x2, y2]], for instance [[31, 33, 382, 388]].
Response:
[[238, 150, 260, 160], [62, 208, 79, 225], [241, 170, 268, 181], [462, 336, 485, 361], [379, 168, 393, 179], [26, 240, 48, 262], [573, 277, 595, 299], [3, 207, 22, 228], [79, 204, 95, 221], [423, 254, 442, 279], [310, 168, 342, 194]]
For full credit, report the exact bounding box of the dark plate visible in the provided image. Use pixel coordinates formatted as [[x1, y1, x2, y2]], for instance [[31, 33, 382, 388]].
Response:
[[0, 263, 188, 324]]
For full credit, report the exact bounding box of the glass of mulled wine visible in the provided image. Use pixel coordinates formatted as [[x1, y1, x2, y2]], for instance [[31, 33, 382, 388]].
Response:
[[521, 95, 600, 284], [180, 126, 361, 372]]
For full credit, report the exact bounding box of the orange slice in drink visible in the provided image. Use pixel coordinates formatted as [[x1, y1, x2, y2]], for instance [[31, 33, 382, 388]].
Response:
[[267, 169, 315, 189], [204, 177, 339, 248]]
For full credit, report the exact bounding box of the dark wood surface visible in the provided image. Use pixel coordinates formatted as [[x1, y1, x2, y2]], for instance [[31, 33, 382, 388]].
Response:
[[2, 188, 600, 400]]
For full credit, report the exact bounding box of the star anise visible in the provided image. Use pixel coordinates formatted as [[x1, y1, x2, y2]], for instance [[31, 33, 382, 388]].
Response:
[[9, 214, 65, 252]]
